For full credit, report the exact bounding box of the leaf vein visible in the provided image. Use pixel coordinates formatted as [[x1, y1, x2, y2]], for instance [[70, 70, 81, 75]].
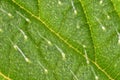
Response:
[[0, 72, 12, 80], [78, 0, 114, 80], [11, 0, 115, 80]]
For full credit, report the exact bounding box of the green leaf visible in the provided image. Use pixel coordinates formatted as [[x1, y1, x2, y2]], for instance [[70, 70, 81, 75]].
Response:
[[0, 0, 120, 80]]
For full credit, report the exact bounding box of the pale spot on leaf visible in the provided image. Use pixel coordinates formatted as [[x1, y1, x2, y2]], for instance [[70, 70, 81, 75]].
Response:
[[0, 8, 13, 18], [95, 17, 106, 31], [115, 29, 120, 45], [13, 44, 30, 63], [38, 61, 48, 74], [16, 11, 31, 23], [55, 45, 66, 61], [91, 66, 98, 80], [95, 76, 99, 80], [71, 0, 77, 15], [118, 34, 120, 45], [7, 13, 13, 17], [19, 28, 28, 40], [44, 69, 48, 74], [58, 0, 62, 5], [84, 49, 89, 64], [38, 32, 52, 46], [107, 15, 110, 19], [0, 29, 3, 33], [25, 57, 31, 63], [100, 0, 103, 5], [25, 18, 31, 23], [74, 10, 77, 15], [82, 45, 86, 48], [101, 26, 106, 31]]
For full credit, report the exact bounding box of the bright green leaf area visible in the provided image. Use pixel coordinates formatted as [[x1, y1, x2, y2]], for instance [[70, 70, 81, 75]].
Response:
[[0, 0, 120, 80]]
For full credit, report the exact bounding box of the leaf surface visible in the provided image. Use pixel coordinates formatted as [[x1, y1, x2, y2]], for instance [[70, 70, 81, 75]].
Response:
[[0, 0, 120, 80]]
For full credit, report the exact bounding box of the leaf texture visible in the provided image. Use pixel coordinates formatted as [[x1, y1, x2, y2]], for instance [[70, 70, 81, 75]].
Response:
[[0, 0, 120, 80]]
